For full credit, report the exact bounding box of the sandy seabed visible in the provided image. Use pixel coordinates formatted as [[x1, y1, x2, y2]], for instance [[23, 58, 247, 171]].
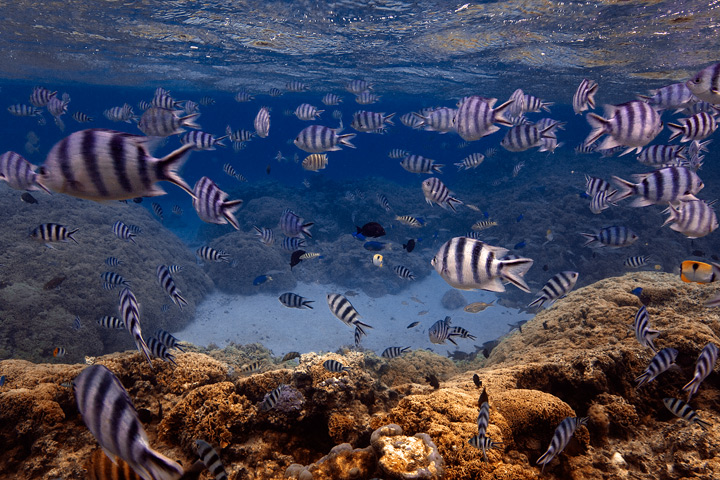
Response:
[[175, 273, 533, 357]]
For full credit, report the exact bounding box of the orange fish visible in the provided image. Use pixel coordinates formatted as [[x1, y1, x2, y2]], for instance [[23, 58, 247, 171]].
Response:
[[680, 260, 720, 284], [53, 347, 66, 358]]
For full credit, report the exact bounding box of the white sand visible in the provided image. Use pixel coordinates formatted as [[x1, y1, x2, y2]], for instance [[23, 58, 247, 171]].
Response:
[[175, 274, 533, 358]]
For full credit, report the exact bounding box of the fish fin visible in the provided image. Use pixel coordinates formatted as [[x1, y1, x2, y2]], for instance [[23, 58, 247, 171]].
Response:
[[584, 113, 608, 146], [492, 99, 514, 126], [338, 133, 356, 149], [432, 164, 444, 174], [157, 143, 195, 198], [527, 296, 546, 309], [499, 258, 533, 293], [222, 199, 243, 230], [610, 176, 636, 203], [180, 113, 201, 130], [302, 222, 314, 238], [666, 122, 684, 142], [142, 449, 184, 480], [384, 113, 395, 125], [67, 228, 80, 244], [579, 232, 599, 247]]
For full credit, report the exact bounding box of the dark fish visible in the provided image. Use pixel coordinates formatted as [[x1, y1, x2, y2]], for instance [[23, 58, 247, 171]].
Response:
[[43, 275, 67, 290], [542, 264, 549, 271], [692, 250, 705, 257], [513, 241, 526, 249], [323, 359, 351, 373], [356, 222, 386, 238], [481, 340, 500, 358], [290, 250, 306, 269], [403, 239, 416, 252], [516, 214, 523, 222], [132, 197, 143, 204], [73, 365, 183, 479], [472, 374, 481, 388], [266, 164, 271, 175], [363, 241, 386, 251], [425, 373, 440, 389], [0, 375, 5, 387], [20, 192, 38, 204], [631, 287, 643, 297], [407, 321, 420, 329], [282, 352, 301, 362]]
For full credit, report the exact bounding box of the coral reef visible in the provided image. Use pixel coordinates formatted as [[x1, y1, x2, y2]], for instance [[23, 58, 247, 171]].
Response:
[[0, 272, 719, 479], [0, 184, 214, 363]]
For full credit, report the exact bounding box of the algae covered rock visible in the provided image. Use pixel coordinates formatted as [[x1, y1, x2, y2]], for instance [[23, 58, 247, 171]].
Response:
[[370, 424, 444, 479]]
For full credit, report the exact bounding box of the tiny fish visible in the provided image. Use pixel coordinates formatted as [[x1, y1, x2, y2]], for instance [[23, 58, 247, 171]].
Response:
[[31, 223, 79, 246], [278, 292, 314, 309], [323, 359, 350, 373], [468, 434, 503, 463], [0, 375, 5, 387], [407, 321, 420, 329], [146, 337, 176, 365], [53, 347, 66, 358], [20, 192, 38, 204], [72, 315, 81, 331], [253, 275, 272, 286], [464, 301, 495, 313], [472, 374, 482, 388], [156, 329, 185, 352], [241, 361, 264, 374], [633, 305, 659, 353], [418, 310, 429, 316], [282, 352, 301, 362], [425, 373, 440, 389]]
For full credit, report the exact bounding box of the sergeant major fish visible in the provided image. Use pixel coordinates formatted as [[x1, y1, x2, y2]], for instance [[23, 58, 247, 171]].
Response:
[[583, 101, 663, 155], [663, 397, 711, 430], [635, 347, 678, 388], [580, 226, 638, 248], [156, 265, 188, 310], [536, 417, 588, 471], [278, 292, 314, 309], [572, 79, 598, 114], [455, 96, 513, 141], [682, 342, 718, 400], [73, 365, 184, 480], [192, 176, 243, 230], [0, 151, 50, 193], [633, 305, 659, 352], [527, 271, 579, 309], [612, 166, 704, 207], [422, 177, 462, 212], [37, 129, 195, 201], [119, 288, 154, 369], [194, 439, 228, 480], [137, 107, 200, 137], [294, 125, 356, 153]]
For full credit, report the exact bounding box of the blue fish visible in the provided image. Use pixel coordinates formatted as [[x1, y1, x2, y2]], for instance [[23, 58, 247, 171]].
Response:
[[631, 287, 643, 297], [253, 275, 272, 286], [352, 232, 367, 241], [482, 211, 489, 218], [514, 241, 526, 249], [363, 241, 386, 251], [0, 375, 5, 387], [516, 214, 524, 222]]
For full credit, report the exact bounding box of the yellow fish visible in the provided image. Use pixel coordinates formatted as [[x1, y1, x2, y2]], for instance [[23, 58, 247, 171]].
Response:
[[680, 260, 720, 284], [464, 300, 496, 313], [372, 254, 383, 267], [471, 220, 497, 231]]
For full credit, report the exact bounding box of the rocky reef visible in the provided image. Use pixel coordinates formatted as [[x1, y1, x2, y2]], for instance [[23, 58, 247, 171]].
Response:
[[0, 271, 718, 479], [0, 183, 214, 363]]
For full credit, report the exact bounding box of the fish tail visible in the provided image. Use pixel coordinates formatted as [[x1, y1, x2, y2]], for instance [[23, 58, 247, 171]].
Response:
[[666, 122, 684, 142], [173, 293, 188, 310], [492, 99, 514, 127], [222, 199, 243, 230], [527, 296, 546, 309], [499, 258, 534, 293], [610, 175, 636, 203], [579, 232, 599, 247], [141, 448, 184, 480], [661, 204, 680, 227], [681, 376, 700, 399], [302, 222, 314, 238], [303, 300, 314, 309], [157, 143, 195, 198], [432, 164, 444, 174], [181, 113, 202, 130], [215, 134, 229, 147], [584, 112, 608, 146], [385, 113, 395, 125], [536, 447, 555, 468], [338, 133, 356, 149], [134, 333, 155, 370], [68, 228, 80, 244]]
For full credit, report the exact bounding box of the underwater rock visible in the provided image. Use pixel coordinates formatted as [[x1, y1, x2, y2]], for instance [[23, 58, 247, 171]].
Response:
[[440, 289, 466, 310], [370, 424, 443, 479], [286, 443, 376, 480]]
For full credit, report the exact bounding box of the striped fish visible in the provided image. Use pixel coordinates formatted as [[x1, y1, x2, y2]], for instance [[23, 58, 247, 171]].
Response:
[[500, 123, 558, 152], [589, 190, 617, 214], [663, 398, 711, 430], [138, 107, 200, 137], [633, 306, 659, 352], [326, 293, 373, 335], [612, 166, 704, 207], [477, 388, 490, 436], [431, 237, 533, 293], [527, 272, 579, 309], [321, 93, 343, 105], [635, 347, 678, 388], [687, 63, 720, 103], [663, 200, 718, 238], [38, 129, 195, 201], [584, 176, 613, 197], [282, 237, 305, 251], [279, 208, 313, 238], [184, 100, 199, 114], [580, 226, 638, 248], [471, 220, 497, 231], [118, 288, 153, 368], [167, 265, 183, 274], [73, 365, 183, 480], [509, 89, 553, 115], [254, 106, 270, 138], [294, 125, 356, 153], [381, 346, 410, 359], [355, 91, 380, 104], [151, 202, 164, 221], [301, 154, 329, 172], [536, 417, 588, 470], [450, 326, 476, 340], [102, 282, 118, 291], [101, 271, 130, 287], [156, 265, 187, 310], [421, 177, 462, 211], [350, 110, 395, 132], [455, 96, 513, 142], [196, 246, 231, 263], [151, 93, 183, 109], [146, 337, 176, 365], [278, 292, 314, 309], [624, 255, 650, 268], [414, 107, 456, 133], [180, 131, 228, 150], [354, 325, 363, 347], [345, 79, 371, 94], [234, 90, 254, 102], [429, 316, 458, 345], [388, 148, 409, 159], [584, 101, 663, 155], [682, 342, 718, 400], [254, 226, 275, 246], [194, 439, 228, 480], [225, 126, 255, 142], [240, 361, 264, 374], [637, 144, 687, 167], [269, 88, 283, 97], [393, 265, 415, 280], [638, 82, 696, 110], [126, 224, 142, 235], [400, 112, 423, 129], [512, 161, 525, 177], [454, 153, 485, 171], [286, 81, 308, 92], [572, 78, 598, 114], [7, 104, 44, 118], [400, 155, 443, 174], [112, 221, 136, 244], [30, 223, 78, 245], [172, 205, 183, 216], [156, 328, 185, 352], [377, 193, 391, 211], [395, 215, 422, 227], [29, 86, 57, 107], [668, 112, 718, 142], [468, 434, 503, 463], [85, 448, 145, 480], [323, 359, 351, 373], [104, 104, 135, 123], [0, 151, 50, 192], [192, 176, 243, 230], [295, 103, 324, 120], [260, 384, 286, 412]]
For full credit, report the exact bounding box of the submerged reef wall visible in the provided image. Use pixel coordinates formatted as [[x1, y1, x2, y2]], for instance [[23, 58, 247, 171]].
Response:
[[0, 272, 718, 479], [0, 184, 214, 363]]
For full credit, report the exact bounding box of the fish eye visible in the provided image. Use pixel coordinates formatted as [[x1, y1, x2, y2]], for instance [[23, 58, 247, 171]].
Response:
[[37, 166, 45, 175]]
